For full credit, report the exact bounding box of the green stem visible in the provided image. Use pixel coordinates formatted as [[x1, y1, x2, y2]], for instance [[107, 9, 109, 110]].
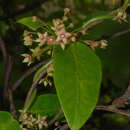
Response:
[[123, 0, 129, 11], [82, 14, 114, 28], [23, 59, 53, 112], [73, 13, 115, 33], [41, 45, 52, 54]]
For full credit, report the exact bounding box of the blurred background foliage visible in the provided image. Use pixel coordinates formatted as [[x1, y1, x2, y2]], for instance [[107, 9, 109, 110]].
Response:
[[0, 0, 130, 130]]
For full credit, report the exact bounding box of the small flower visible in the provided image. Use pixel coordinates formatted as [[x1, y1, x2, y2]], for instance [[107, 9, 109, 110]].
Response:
[[87, 41, 99, 50], [47, 64, 54, 77], [114, 10, 127, 23], [20, 125, 28, 130], [70, 36, 76, 42], [53, 19, 62, 27], [23, 31, 33, 46], [36, 115, 48, 129], [35, 32, 48, 46], [52, 19, 65, 32], [24, 35, 33, 46], [23, 30, 30, 37], [22, 54, 33, 66], [31, 47, 43, 60], [19, 110, 36, 129], [47, 36, 56, 45], [100, 40, 108, 49], [56, 31, 71, 49], [62, 16, 68, 22], [32, 16, 38, 22], [64, 8, 71, 15], [39, 77, 52, 87]]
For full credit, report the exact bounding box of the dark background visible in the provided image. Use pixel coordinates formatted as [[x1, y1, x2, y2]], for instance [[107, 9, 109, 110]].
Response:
[[0, 0, 130, 129]]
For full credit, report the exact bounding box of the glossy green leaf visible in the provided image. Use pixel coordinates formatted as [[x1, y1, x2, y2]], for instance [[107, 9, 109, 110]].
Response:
[[54, 43, 102, 130], [18, 17, 44, 30], [30, 94, 60, 117], [0, 111, 20, 130]]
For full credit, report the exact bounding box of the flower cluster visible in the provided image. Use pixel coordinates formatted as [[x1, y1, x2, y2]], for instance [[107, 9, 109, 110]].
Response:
[[114, 10, 127, 23], [39, 63, 54, 87], [22, 8, 76, 66], [85, 40, 108, 50], [19, 110, 48, 130], [22, 8, 121, 66]]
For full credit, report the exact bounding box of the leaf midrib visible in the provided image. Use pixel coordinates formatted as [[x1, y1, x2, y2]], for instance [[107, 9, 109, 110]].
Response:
[[71, 45, 82, 129]]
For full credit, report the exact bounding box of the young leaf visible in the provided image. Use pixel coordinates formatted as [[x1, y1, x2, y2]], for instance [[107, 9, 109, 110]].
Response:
[[0, 111, 20, 130], [17, 17, 45, 31], [54, 43, 102, 130], [30, 94, 60, 117]]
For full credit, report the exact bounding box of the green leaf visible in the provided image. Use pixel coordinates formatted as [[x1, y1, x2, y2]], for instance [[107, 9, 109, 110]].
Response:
[[54, 43, 102, 130], [30, 94, 60, 117], [0, 111, 20, 130], [17, 17, 45, 31]]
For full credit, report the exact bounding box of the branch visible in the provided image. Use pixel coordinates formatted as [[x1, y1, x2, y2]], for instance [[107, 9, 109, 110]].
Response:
[[4, 56, 13, 99], [0, 37, 17, 118], [59, 124, 69, 130], [96, 105, 130, 117], [107, 28, 130, 40], [96, 85, 130, 117], [0, 37, 7, 62], [12, 59, 50, 91], [8, 88, 17, 119], [48, 109, 63, 126], [57, 104, 130, 130], [0, 0, 48, 21], [24, 69, 46, 107]]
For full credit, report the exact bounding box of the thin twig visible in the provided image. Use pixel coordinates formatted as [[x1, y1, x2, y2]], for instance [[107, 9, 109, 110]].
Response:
[[8, 88, 17, 119], [96, 105, 130, 117], [12, 59, 50, 91], [95, 85, 130, 117], [0, 37, 17, 118], [24, 70, 46, 107], [0, 37, 7, 62], [58, 104, 130, 130], [59, 124, 69, 130], [49, 109, 63, 126], [4, 56, 13, 99], [108, 28, 130, 40]]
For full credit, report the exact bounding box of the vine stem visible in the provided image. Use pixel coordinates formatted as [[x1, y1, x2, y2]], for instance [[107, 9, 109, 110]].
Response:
[[96, 105, 130, 117], [24, 59, 53, 107], [11, 59, 51, 91], [48, 109, 63, 126]]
